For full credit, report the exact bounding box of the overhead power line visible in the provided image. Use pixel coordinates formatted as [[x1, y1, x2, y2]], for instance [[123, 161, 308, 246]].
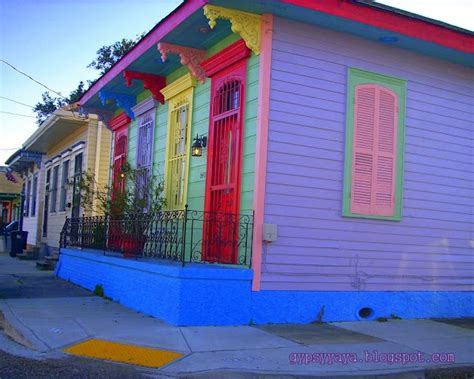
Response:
[[0, 110, 36, 118], [0, 59, 67, 100], [0, 96, 35, 109]]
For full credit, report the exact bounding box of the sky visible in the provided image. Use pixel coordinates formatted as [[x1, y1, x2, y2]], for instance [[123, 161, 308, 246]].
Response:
[[0, 0, 472, 165]]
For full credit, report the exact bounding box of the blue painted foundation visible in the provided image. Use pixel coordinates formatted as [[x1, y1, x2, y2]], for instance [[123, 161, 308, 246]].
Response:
[[57, 248, 474, 326]]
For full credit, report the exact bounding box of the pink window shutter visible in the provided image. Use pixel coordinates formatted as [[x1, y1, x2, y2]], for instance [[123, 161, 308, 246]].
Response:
[[351, 84, 398, 216], [351, 85, 377, 215], [373, 88, 398, 216]]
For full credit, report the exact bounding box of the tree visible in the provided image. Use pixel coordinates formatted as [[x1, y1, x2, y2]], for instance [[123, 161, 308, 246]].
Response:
[[68, 81, 87, 103], [87, 35, 144, 75], [77, 162, 165, 218], [33, 92, 67, 125], [33, 33, 144, 125], [33, 81, 87, 125]]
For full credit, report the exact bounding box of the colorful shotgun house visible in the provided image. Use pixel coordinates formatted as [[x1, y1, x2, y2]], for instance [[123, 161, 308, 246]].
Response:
[[0, 166, 22, 227], [7, 110, 112, 252], [58, 0, 474, 325]]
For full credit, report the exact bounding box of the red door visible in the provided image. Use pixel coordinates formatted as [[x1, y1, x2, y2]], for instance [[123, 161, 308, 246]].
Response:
[[108, 114, 130, 251], [203, 60, 247, 264], [112, 133, 128, 196]]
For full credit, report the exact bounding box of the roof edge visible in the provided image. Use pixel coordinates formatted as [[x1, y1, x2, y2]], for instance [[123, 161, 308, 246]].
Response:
[[79, 0, 208, 107], [281, 0, 473, 54], [22, 110, 86, 151]]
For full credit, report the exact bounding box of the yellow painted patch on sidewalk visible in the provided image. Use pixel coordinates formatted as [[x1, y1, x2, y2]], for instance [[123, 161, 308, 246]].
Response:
[[63, 338, 183, 368]]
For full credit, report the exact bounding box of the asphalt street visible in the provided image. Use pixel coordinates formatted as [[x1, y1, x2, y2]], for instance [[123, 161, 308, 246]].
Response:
[[0, 349, 154, 379], [0, 261, 91, 300]]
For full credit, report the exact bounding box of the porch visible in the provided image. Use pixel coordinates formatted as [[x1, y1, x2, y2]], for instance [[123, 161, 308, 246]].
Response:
[[59, 207, 254, 267], [57, 208, 254, 325]]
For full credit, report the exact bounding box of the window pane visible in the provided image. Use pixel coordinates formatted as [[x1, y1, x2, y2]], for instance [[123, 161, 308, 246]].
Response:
[[60, 160, 69, 211], [167, 102, 189, 209], [31, 175, 38, 217], [50, 166, 59, 212]]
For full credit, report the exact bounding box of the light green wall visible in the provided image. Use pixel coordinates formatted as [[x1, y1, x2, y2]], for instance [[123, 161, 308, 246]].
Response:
[[127, 33, 259, 214]]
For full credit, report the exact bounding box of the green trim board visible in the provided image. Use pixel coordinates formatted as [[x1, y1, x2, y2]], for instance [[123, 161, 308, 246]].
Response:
[[342, 67, 406, 221], [126, 32, 258, 217]]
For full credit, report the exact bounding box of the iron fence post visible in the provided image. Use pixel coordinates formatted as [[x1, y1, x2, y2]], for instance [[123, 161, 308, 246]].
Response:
[[249, 210, 255, 267], [181, 204, 188, 267], [80, 213, 84, 250]]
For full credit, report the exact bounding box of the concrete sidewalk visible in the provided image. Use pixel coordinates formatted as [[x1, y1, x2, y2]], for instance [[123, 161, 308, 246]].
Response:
[[1, 253, 473, 377]]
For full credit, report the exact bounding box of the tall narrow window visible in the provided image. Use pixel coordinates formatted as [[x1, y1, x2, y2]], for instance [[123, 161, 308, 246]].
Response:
[[50, 165, 59, 213], [31, 174, 38, 217], [43, 169, 50, 236], [71, 153, 83, 218], [25, 177, 31, 217], [136, 109, 154, 202], [60, 160, 69, 211], [343, 68, 406, 220], [113, 135, 127, 194], [167, 99, 189, 209], [162, 74, 195, 210], [200, 39, 250, 264], [109, 113, 130, 197]]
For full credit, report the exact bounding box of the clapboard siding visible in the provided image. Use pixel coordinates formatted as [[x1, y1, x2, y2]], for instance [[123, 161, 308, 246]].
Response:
[[261, 17, 474, 291]]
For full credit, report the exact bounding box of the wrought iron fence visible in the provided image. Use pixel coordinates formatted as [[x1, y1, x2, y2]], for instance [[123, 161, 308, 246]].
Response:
[[60, 207, 254, 267]]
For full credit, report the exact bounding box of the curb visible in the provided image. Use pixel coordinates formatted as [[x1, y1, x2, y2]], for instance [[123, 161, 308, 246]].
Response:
[[0, 302, 49, 352], [164, 365, 474, 378]]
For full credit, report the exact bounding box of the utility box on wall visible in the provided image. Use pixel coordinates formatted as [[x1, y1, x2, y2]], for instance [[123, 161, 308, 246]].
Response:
[[263, 223, 278, 242]]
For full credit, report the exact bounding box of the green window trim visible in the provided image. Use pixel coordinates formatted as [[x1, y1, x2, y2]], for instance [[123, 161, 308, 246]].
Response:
[[343, 67, 407, 221]]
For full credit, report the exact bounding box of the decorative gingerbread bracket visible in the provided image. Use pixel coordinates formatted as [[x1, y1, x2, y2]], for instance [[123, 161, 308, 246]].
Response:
[[123, 70, 166, 104], [203, 5, 261, 55], [80, 106, 114, 125], [157, 42, 207, 84], [98, 90, 136, 120]]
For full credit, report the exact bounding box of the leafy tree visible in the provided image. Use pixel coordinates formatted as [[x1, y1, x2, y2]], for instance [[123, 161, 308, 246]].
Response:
[[33, 33, 144, 125], [33, 81, 87, 125], [87, 35, 144, 75], [68, 81, 87, 103], [33, 92, 67, 125]]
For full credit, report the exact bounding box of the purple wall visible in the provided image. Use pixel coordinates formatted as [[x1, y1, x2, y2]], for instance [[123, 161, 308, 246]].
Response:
[[262, 17, 474, 291]]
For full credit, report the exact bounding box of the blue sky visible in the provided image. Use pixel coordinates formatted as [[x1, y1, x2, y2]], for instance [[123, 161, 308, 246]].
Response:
[[0, 0, 472, 165]]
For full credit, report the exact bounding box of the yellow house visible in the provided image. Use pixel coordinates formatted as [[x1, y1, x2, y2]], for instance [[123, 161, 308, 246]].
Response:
[[7, 109, 111, 252]]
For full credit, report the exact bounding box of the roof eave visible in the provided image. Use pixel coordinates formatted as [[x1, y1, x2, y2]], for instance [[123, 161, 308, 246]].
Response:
[[22, 110, 86, 152], [79, 0, 208, 108]]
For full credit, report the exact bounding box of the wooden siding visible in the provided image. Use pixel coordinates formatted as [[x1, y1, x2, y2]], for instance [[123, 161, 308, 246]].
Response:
[[40, 118, 112, 248], [131, 34, 259, 214], [261, 17, 474, 291], [42, 126, 87, 249], [22, 162, 44, 246]]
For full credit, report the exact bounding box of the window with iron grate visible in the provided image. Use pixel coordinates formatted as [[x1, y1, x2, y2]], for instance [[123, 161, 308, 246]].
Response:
[[136, 110, 155, 206], [214, 80, 241, 115], [166, 95, 191, 210], [162, 75, 195, 211], [112, 134, 127, 194]]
